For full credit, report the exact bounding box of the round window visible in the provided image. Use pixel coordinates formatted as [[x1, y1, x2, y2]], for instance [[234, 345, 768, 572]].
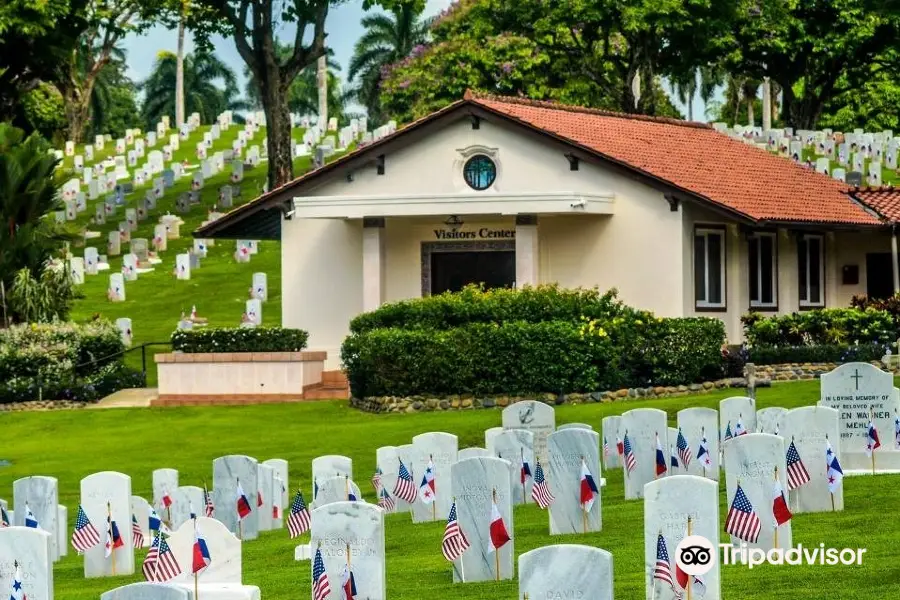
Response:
[[463, 155, 497, 191]]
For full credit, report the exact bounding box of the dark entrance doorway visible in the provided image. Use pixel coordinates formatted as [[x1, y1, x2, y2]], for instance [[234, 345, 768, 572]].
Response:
[[430, 250, 515, 294], [866, 253, 896, 299]]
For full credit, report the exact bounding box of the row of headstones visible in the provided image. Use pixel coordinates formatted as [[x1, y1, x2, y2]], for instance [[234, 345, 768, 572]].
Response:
[[713, 123, 897, 186]]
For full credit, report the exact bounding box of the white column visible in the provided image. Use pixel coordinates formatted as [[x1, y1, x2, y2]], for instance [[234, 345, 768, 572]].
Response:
[[362, 218, 385, 312], [515, 215, 539, 288]]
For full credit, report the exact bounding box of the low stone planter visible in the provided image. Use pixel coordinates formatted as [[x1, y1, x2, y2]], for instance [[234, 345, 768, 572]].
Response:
[[154, 351, 327, 406]]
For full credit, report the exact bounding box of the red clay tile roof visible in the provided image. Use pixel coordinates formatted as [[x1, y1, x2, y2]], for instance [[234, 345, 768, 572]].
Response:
[[850, 187, 900, 222], [469, 92, 882, 226]]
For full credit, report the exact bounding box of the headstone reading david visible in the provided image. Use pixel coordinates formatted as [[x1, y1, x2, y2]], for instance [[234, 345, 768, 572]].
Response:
[[547, 428, 601, 534], [820, 362, 900, 469], [0, 527, 54, 600], [411, 432, 458, 523], [644, 475, 721, 600], [519, 545, 613, 600], [781, 406, 842, 513], [449, 456, 514, 582], [80, 471, 134, 577], [676, 407, 719, 480], [12, 476, 59, 561], [486, 429, 534, 505], [621, 408, 668, 499], [212, 455, 260, 541], [501, 400, 555, 463], [310, 502, 386, 600], [722, 433, 790, 552]]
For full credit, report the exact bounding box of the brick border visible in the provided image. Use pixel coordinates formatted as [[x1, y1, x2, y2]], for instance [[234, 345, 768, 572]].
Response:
[[154, 351, 327, 363]]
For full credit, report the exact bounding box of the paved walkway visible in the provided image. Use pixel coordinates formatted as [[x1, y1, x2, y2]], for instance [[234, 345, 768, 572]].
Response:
[[89, 388, 158, 409]]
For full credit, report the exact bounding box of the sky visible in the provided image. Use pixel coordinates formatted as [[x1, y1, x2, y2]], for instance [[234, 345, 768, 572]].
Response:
[[122, 0, 710, 120]]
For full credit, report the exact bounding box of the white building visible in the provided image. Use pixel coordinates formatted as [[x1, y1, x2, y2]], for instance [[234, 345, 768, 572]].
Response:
[[198, 92, 896, 368]]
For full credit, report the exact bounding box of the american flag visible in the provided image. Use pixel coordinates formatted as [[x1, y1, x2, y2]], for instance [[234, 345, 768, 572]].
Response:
[[623, 433, 637, 474], [531, 460, 555, 509], [723, 422, 733, 441], [725, 484, 761, 543], [287, 490, 311, 538], [203, 485, 215, 518], [142, 531, 182, 582], [441, 501, 470, 561], [71, 505, 101, 552], [377, 487, 395, 512], [393, 460, 417, 504], [653, 533, 674, 588], [786, 440, 811, 490], [131, 514, 144, 548], [312, 547, 331, 600], [676, 429, 692, 468], [371, 467, 383, 492]]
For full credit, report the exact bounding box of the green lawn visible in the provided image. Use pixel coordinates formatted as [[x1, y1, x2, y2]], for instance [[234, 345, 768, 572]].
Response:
[[3, 380, 898, 599], [63, 127, 350, 385]]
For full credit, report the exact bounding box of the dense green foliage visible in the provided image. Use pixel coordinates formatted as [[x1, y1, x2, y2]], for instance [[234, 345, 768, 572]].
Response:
[[379, 0, 688, 122], [141, 51, 246, 128], [348, 3, 430, 123], [171, 327, 309, 353], [0, 123, 78, 323], [0, 319, 140, 403], [343, 286, 726, 397], [748, 343, 889, 365], [742, 308, 896, 348], [20, 83, 68, 142], [7, 266, 82, 324]]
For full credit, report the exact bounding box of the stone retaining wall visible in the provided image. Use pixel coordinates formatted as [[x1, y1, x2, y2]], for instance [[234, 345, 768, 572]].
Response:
[[351, 360, 899, 414]]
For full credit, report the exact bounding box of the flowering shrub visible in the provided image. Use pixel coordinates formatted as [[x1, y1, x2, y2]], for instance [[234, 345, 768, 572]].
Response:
[[742, 308, 895, 347], [0, 362, 144, 404], [171, 327, 309, 353], [342, 287, 726, 397]]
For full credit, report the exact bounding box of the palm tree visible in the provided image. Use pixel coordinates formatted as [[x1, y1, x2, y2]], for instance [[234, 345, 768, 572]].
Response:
[[348, 4, 430, 124], [671, 70, 698, 121], [0, 124, 77, 322], [140, 51, 248, 129], [741, 79, 761, 126]]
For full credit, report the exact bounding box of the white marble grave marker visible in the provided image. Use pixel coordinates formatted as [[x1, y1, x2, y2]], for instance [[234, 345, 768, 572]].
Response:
[[621, 408, 668, 499], [12, 476, 59, 561], [108, 273, 125, 301], [411, 432, 458, 523], [519, 545, 613, 600], [0, 527, 54, 600], [175, 253, 190, 280], [781, 406, 842, 513], [676, 407, 719, 480], [212, 455, 260, 541], [720, 396, 756, 439], [80, 471, 134, 577], [310, 502, 385, 600], [547, 428, 601, 534], [486, 429, 534, 505], [502, 401, 555, 463]]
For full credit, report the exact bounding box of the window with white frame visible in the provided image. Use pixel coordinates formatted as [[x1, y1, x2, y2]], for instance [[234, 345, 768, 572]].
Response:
[[798, 234, 825, 307], [694, 227, 726, 309], [749, 232, 777, 308]]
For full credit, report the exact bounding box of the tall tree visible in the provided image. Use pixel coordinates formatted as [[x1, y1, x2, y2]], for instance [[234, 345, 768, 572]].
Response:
[[187, 0, 338, 189], [348, 3, 430, 123], [140, 51, 246, 128], [85, 54, 141, 138], [54, 0, 160, 142], [724, 0, 900, 129], [671, 70, 698, 121]]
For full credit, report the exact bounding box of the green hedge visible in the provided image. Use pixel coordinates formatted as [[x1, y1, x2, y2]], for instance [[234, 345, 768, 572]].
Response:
[[349, 285, 628, 334], [171, 327, 309, 353], [341, 299, 727, 398], [0, 362, 145, 404], [742, 308, 895, 347], [748, 343, 890, 365]]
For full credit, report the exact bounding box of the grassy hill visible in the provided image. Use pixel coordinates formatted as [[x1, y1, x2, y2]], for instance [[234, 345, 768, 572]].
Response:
[[1, 381, 896, 600], [60, 125, 346, 385]]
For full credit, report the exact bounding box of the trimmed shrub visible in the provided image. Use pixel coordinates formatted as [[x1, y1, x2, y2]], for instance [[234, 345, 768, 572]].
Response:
[[742, 308, 895, 347], [349, 285, 630, 334], [341, 297, 727, 398], [748, 343, 890, 365], [171, 327, 309, 353]]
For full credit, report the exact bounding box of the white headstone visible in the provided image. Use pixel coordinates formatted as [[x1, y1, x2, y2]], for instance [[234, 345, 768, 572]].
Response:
[[676, 407, 719, 480], [486, 429, 534, 505], [56, 505, 67, 557], [115, 318, 132, 347], [374, 447, 408, 513], [152, 469, 179, 517], [175, 253, 190, 280], [720, 396, 756, 438], [411, 432, 458, 523], [252, 272, 268, 301], [130, 496, 151, 548], [449, 457, 513, 582], [168, 486, 204, 531], [245, 298, 261, 325], [80, 471, 134, 577], [621, 408, 668, 499], [547, 428, 601, 534], [601, 416, 622, 469], [262, 459, 289, 519], [257, 464, 275, 532], [756, 407, 787, 435], [212, 455, 260, 540], [502, 401, 555, 463], [520, 545, 613, 600], [781, 406, 842, 513], [723, 434, 790, 552], [310, 502, 385, 600], [313, 476, 362, 509], [0, 527, 53, 600], [69, 257, 85, 285], [644, 475, 721, 600], [12, 476, 59, 561], [108, 273, 125, 301]]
